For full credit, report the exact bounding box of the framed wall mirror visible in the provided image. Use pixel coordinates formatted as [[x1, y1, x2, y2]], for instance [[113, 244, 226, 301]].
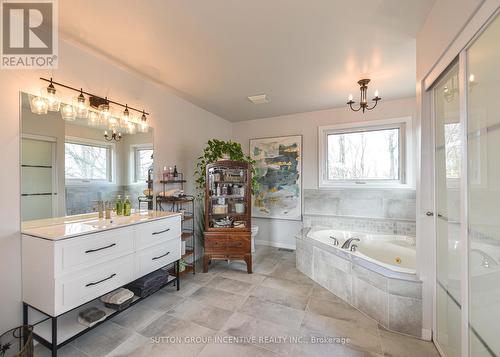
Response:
[[19, 91, 154, 223]]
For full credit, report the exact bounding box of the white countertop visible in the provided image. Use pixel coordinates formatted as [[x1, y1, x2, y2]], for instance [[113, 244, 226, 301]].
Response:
[[21, 210, 182, 240]]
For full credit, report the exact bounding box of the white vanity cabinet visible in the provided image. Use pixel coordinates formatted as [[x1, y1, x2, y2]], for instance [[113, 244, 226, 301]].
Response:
[[22, 212, 182, 317]]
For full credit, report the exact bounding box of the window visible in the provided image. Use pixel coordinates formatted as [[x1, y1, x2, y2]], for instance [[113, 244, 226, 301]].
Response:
[[134, 147, 153, 182], [65, 141, 112, 182], [319, 118, 412, 187]]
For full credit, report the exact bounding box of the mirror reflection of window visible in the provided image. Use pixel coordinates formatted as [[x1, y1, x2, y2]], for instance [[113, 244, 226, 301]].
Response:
[[135, 148, 153, 182], [65, 141, 112, 183]]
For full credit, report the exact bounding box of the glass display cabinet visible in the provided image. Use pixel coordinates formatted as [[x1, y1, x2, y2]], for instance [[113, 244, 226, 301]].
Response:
[[203, 160, 252, 273]]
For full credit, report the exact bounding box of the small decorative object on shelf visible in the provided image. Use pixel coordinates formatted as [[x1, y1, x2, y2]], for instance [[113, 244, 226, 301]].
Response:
[[156, 171, 196, 275], [203, 160, 252, 273]]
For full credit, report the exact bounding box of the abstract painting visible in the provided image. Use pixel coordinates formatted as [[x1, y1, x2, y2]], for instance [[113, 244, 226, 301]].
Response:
[[250, 135, 302, 220]]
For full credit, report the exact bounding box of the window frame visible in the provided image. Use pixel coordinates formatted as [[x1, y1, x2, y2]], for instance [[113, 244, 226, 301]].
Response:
[[64, 136, 116, 186], [318, 117, 414, 189], [133, 144, 154, 183]]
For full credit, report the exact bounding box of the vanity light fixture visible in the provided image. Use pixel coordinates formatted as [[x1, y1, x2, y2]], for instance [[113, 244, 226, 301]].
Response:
[[138, 110, 149, 133], [104, 128, 122, 142], [87, 110, 99, 127], [36, 77, 151, 128], [45, 78, 61, 111], [346, 79, 381, 113], [29, 95, 48, 115]]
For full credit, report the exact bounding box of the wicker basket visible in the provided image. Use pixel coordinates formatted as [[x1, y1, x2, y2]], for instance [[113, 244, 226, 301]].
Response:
[[0, 325, 33, 357]]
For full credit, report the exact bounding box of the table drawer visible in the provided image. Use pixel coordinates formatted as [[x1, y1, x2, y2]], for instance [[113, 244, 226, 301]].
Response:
[[57, 227, 134, 275], [57, 255, 134, 314], [135, 216, 181, 250], [135, 239, 181, 278]]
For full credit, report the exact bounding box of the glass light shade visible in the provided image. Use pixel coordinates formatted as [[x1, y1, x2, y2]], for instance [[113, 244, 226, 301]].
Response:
[[138, 121, 149, 133], [127, 121, 137, 134], [87, 110, 100, 127], [29, 95, 48, 115], [98, 103, 112, 122], [61, 103, 76, 121], [74, 96, 88, 119], [43, 85, 60, 111], [107, 116, 118, 129]]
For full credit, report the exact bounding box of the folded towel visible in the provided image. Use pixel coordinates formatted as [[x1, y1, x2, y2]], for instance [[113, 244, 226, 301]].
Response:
[[78, 307, 106, 327], [100, 288, 134, 305]]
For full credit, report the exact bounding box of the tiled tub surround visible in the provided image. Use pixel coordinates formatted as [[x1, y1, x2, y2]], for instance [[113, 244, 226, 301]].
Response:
[[303, 188, 416, 236], [296, 228, 424, 338]]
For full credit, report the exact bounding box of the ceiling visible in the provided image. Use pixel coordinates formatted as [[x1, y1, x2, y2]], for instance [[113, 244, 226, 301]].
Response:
[[59, 0, 435, 122]]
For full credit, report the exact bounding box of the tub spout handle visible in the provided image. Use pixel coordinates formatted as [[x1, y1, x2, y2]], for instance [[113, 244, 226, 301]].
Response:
[[341, 237, 360, 249], [329, 236, 339, 246], [350, 244, 358, 252]]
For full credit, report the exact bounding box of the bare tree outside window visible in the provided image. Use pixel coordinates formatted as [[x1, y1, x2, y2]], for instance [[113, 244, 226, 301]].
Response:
[[327, 128, 400, 181], [136, 148, 154, 181], [65, 142, 109, 181]]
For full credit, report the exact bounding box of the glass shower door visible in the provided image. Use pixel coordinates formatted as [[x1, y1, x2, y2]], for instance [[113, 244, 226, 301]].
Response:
[[434, 62, 462, 357], [466, 13, 500, 357]]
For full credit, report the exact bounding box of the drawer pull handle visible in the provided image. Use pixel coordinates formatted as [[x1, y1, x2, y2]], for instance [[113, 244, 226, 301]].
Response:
[[152, 251, 170, 260], [85, 273, 116, 287], [85, 243, 116, 254], [152, 228, 170, 235]]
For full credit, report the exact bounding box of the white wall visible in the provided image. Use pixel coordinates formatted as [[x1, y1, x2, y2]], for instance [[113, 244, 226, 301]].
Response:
[[415, 0, 487, 340], [0, 40, 232, 332], [232, 97, 416, 248]]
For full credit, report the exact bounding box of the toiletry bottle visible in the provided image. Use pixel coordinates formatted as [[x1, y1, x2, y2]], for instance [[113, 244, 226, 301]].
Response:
[[116, 195, 123, 215], [173, 165, 178, 178], [124, 195, 131, 216], [216, 183, 221, 196]]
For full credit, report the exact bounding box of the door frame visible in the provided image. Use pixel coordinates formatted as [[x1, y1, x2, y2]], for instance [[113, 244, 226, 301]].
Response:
[[423, 4, 500, 357]]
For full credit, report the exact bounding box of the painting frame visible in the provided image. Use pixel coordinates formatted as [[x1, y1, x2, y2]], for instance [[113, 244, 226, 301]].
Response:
[[249, 134, 303, 221]]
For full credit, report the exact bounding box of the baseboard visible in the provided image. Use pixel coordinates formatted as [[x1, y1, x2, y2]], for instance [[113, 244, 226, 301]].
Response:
[[421, 328, 432, 341], [255, 239, 296, 250]]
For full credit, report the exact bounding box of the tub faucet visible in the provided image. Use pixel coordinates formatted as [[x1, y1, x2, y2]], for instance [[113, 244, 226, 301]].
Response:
[[329, 236, 339, 246], [341, 238, 360, 250]]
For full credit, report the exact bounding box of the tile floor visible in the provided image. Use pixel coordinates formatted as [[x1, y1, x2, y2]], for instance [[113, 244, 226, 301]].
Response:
[[36, 245, 439, 357]]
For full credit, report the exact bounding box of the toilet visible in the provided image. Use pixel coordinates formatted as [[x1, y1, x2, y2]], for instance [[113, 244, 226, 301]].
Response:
[[251, 225, 259, 252]]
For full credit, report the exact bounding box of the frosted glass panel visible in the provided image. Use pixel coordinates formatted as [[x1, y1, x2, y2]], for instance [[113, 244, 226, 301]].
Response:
[[467, 13, 500, 357], [434, 62, 461, 357]]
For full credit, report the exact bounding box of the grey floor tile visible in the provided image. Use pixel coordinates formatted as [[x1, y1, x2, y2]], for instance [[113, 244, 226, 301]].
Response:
[[306, 296, 378, 330], [70, 321, 133, 357], [138, 289, 183, 311], [238, 296, 305, 329], [35, 343, 89, 357], [221, 312, 300, 355], [188, 286, 247, 311], [252, 258, 281, 275], [162, 281, 202, 297], [301, 312, 382, 355], [250, 284, 309, 310], [208, 276, 254, 296], [268, 261, 315, 284], [104, 332, 150, 357], [111, 303, 164, 332], [261, 276, 313, 298], [166, 298, 234, 331], [198, 341, 278, 357], [219, 269, 267, 285], [310, 283, 344, 301], [379, 329, 439, 357]]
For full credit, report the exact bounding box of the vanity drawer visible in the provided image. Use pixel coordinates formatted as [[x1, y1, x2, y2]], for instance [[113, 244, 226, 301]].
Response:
[[57, 255, 134, 314], [56, 227, 134, 275], [135, 216, 181, 250], [135, 239, 181, 278]]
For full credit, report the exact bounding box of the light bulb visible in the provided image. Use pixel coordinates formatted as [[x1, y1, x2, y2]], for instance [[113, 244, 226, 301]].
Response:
[[30, 95, 48, 115], [348, 94, 353, 102], [61, 103, 76, 121], [374, 90, 379, 98], [45, 81, 60, 111], [98, 101, 111, 122], [74, 90, 88, 119], [87, 111, 99, 126], [469, 74, 475, 82], [122, 105, 130, 122]]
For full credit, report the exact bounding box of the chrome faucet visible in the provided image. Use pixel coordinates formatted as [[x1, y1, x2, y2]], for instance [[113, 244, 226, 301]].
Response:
[[329, 236, 339, 246], [350, 244, 358, 252], [341, 238, 360, 250]]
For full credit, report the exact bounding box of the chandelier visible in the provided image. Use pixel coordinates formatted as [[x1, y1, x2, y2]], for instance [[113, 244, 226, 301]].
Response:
[[347, 79, 381, 113]]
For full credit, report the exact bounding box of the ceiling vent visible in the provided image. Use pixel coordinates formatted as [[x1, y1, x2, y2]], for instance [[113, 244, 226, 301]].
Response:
[[247, 94, 270, 104]]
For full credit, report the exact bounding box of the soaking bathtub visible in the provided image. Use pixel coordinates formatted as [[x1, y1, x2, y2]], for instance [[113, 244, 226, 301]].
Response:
[[306, 228, 416, 275], [296, 227, 424, 338]]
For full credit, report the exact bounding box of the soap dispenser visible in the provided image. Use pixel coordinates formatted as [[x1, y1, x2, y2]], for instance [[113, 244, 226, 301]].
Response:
[[124, 195, 131, 216]]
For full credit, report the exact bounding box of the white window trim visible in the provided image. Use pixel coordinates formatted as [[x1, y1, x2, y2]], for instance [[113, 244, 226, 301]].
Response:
[[318, 116, 414, 189], [131, 144, 153, 184], [65, 136, 116, 186]]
